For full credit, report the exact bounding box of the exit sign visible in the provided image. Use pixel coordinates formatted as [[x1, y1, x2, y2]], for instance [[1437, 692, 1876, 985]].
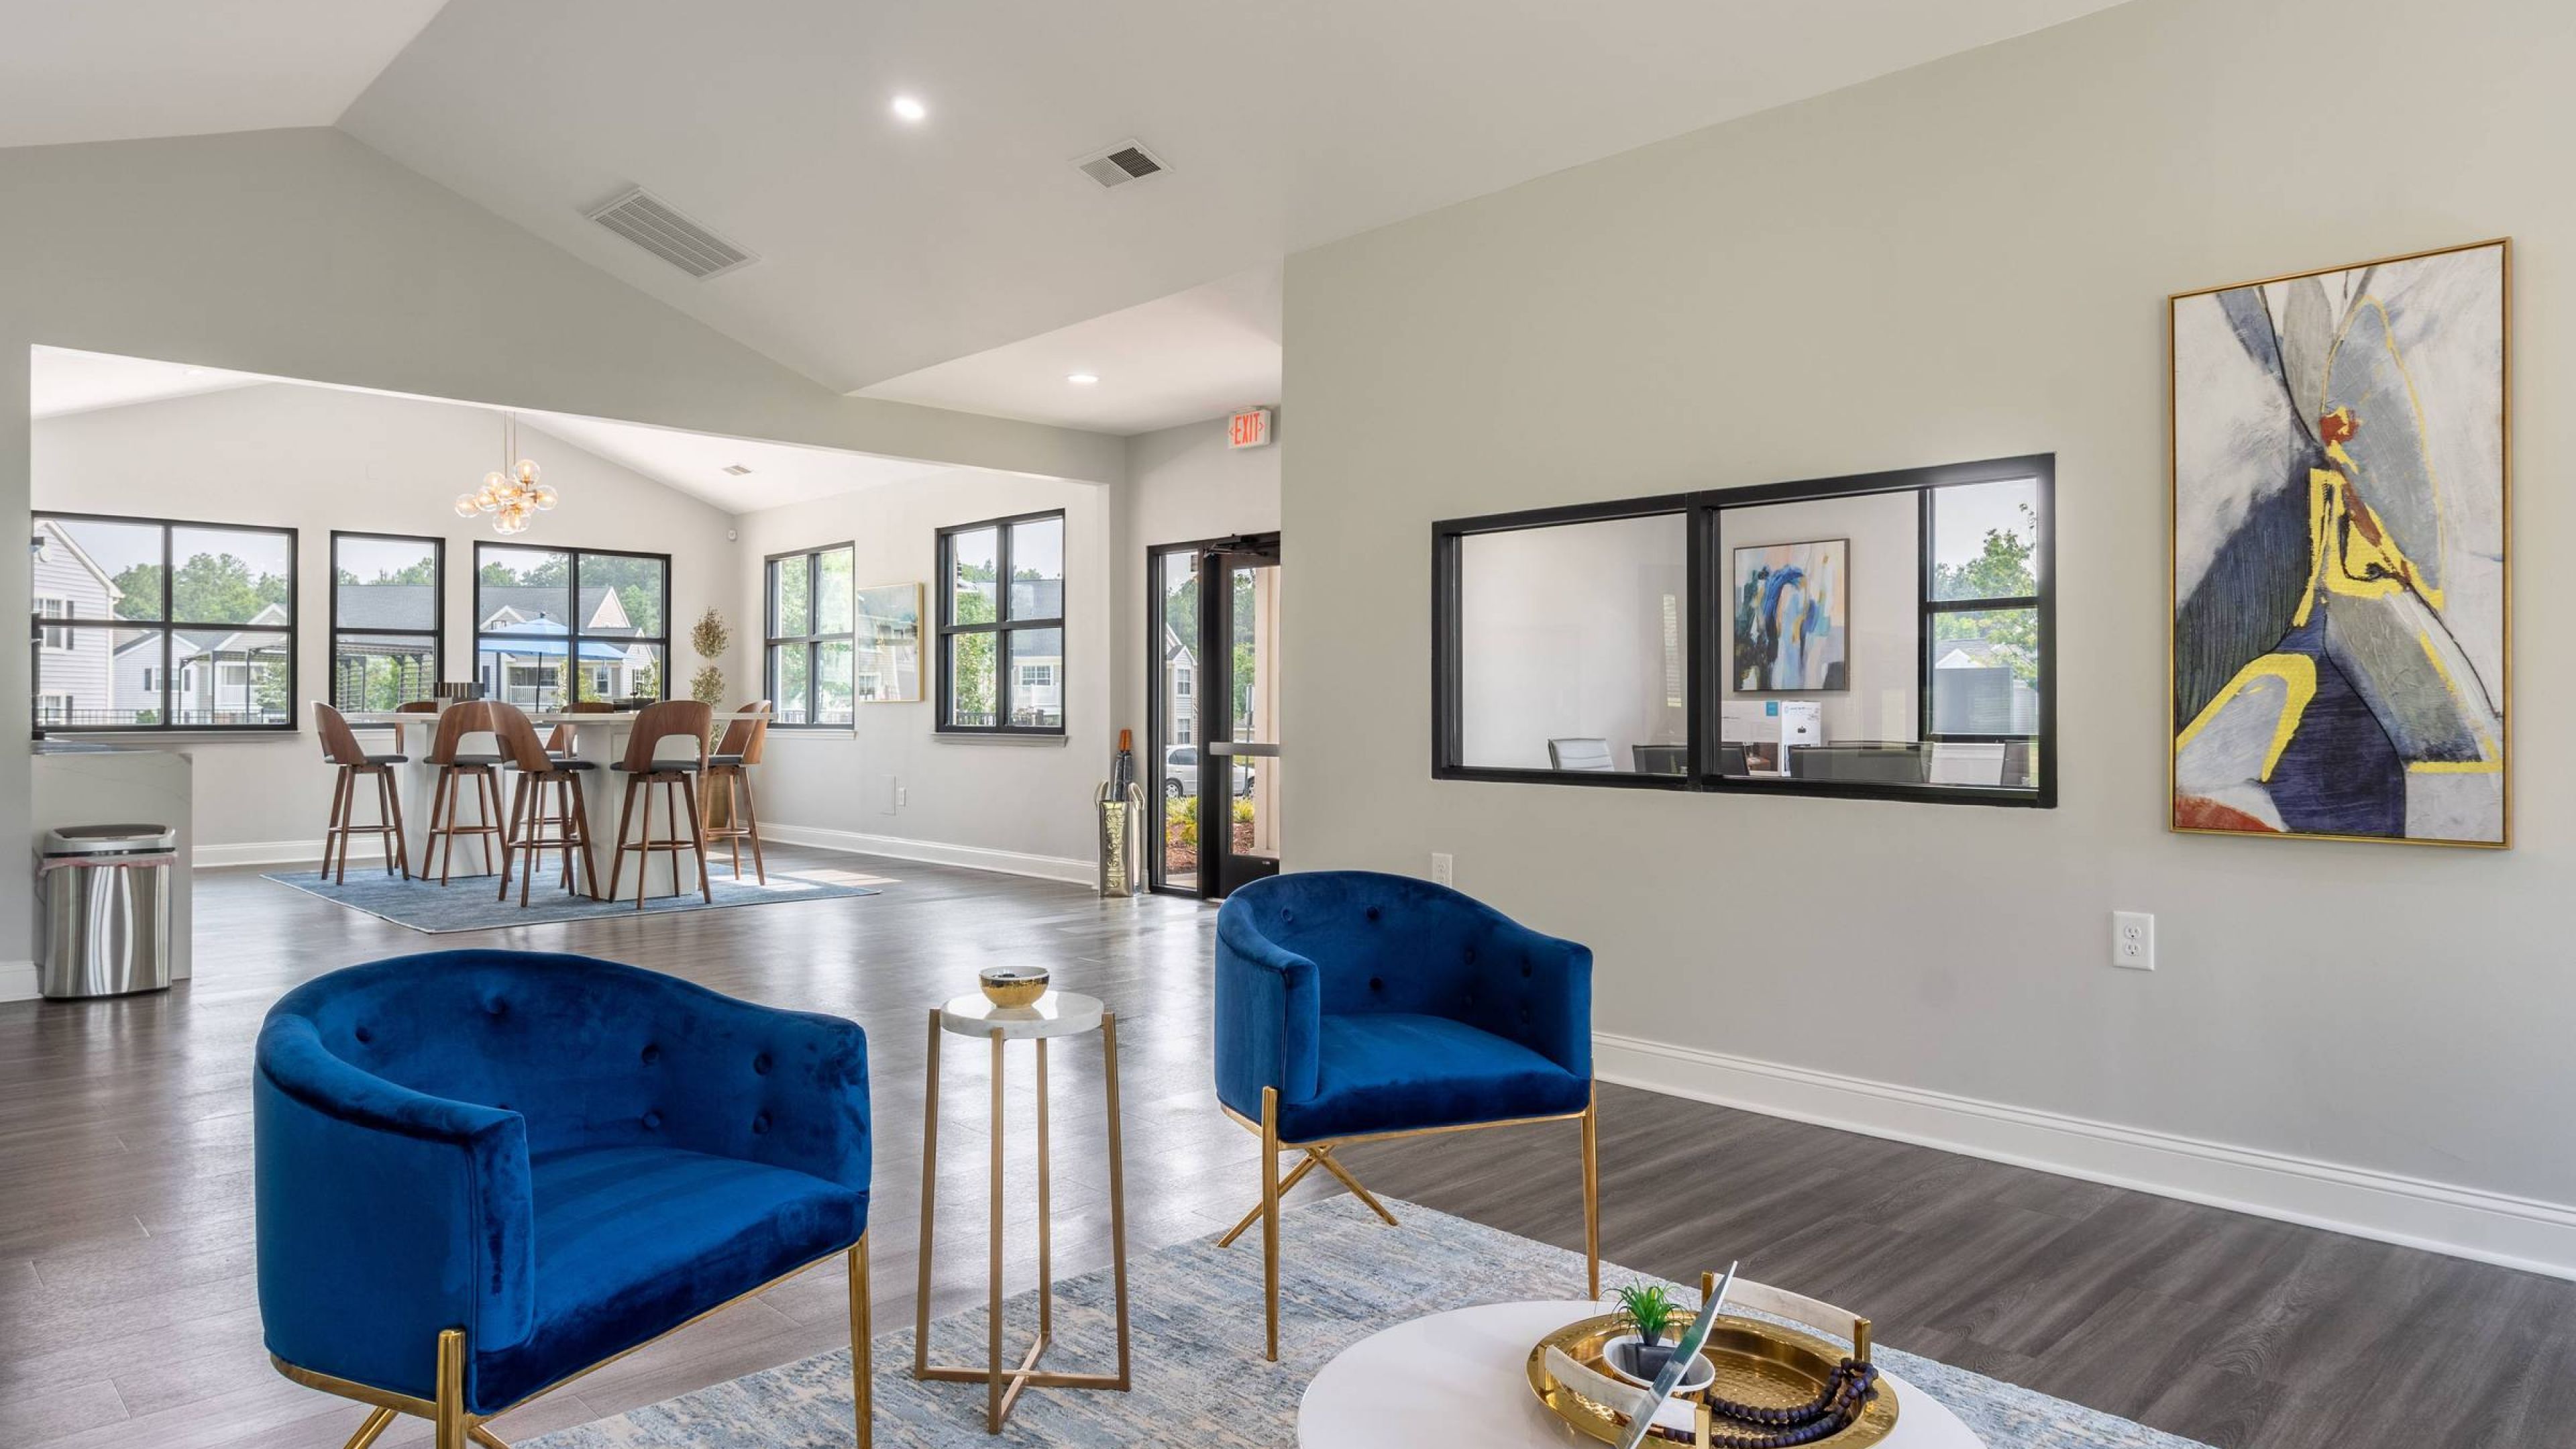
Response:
[[1228, 407, 1273, 449]]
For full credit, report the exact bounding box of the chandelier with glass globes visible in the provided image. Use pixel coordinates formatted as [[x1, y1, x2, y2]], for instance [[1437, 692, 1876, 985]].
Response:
[[453, 412, 559, 535]]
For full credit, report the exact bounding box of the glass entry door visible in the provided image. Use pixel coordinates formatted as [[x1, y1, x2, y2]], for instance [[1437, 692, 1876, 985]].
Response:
[[1199, 539, 1282, 898]]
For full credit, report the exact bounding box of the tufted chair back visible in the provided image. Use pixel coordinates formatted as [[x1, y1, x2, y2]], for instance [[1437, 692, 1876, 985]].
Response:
[[1214, 871, 1591, 1117], [258, 949, 870, 1174]]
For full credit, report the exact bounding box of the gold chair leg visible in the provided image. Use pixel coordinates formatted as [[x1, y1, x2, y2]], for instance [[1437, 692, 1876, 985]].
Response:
[[1216, 1154, 1320, 1248], [913, 1008, 941, 1381], [341, 1405, 395, 1449], [1582, 1081, 1601, 1301], [1306, 1146, 1400, 1226], [434, 1326, 467, 1449], [849, 1234, 873, 1449], [1102, 1012, 1131, 1389], [467, 1429, 511, 1449], [1260, 1085, 1281, 1362]]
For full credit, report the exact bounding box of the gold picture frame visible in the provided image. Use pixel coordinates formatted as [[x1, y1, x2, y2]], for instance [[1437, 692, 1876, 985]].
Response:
[[2167, 237, 2510, 848], [855, 582, 926, 704]]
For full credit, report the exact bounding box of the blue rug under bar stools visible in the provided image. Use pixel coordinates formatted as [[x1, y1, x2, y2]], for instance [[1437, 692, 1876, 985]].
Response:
[[262, 856, 881, 933]]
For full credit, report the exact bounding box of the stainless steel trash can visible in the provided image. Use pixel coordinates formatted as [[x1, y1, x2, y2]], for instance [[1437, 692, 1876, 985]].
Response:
[[38, 824, 176, 999]]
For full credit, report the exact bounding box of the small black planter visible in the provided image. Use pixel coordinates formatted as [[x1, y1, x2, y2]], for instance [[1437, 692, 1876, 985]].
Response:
[[1617, 1338, 1678, 1381]]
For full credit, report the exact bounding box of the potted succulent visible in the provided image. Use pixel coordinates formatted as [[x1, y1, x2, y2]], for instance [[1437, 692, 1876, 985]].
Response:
[[1612, 1283, 1680, 1379], [1605, 1283, 1716, 1391]]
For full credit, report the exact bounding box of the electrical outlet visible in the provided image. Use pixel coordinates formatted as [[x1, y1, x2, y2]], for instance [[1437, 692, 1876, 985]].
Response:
[[2111, 911, 2155, 971], [896, 783, 908, 808], [1430, 852, 1454, 887]]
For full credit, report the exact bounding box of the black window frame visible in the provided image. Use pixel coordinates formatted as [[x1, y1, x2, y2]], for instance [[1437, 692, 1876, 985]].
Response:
[[1919, 483, 2045, 748], [936, 508, 1067, 737], [472, 542, 672, 712], [764, 541, 855, 728], [30, 511, 300, 737], [328, 529, 445, 712], [1430, 453, 2056, 809]]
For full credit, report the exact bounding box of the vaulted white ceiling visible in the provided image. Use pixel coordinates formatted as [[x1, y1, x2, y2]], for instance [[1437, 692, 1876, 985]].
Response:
[[10, 1, 2135, 435], [0, 1, 445, 149]]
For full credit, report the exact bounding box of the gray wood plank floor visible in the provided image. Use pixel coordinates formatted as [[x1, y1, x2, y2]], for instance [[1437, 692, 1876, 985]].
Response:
[[0, 849, 2567, 1449]]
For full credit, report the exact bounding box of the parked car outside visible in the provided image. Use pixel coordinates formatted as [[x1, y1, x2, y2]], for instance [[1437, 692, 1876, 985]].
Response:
[[1163, 745, 1254, 798]]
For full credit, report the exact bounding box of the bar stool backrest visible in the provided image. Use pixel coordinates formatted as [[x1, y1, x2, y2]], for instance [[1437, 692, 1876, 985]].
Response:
[[487, 700, 557, 773], [426, 701, 499, 767], [566, 700, 616, 714], [312, 702, 372, 767], [393, 700, 439, 714], [715, 700, 771, 764], [621, 700, 712, 773]]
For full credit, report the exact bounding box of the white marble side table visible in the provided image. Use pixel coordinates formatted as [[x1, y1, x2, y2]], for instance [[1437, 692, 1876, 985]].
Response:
[[913, 990, 1132, 1434]]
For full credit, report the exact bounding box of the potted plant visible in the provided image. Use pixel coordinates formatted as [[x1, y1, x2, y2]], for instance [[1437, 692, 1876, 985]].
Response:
[[1612, 1284, 1680, 1380]]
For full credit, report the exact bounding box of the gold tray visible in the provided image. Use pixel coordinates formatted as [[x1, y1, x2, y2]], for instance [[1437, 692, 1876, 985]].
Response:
[[1525, 1310, 1899, 1448]]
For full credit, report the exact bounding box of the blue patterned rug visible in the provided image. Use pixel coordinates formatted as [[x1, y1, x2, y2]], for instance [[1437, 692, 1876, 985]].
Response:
[[260, 857, 880, 933], [525, 1196, 2208, 1449]]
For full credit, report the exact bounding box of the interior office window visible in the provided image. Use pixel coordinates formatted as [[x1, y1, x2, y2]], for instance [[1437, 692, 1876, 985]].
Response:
[[474, 543, 669, 711], [936, 511, 1066, 735], [1923, 476, 2043, 789], [331, 532, 443, 711], [766, 543, 855, 725], [1713, 493, 1919, 777], [30, 513, 296, 733], [1450, 512, 1688, 775]]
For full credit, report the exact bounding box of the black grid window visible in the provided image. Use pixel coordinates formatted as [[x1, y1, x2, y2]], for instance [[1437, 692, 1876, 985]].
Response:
[[1920, 478, 2045, 748], [937, 510, 1066, 735], [330, 531, 444, 712], [765, 543, 855, 727], [30, 512, 298, 735], [473, 543, 670, 712]]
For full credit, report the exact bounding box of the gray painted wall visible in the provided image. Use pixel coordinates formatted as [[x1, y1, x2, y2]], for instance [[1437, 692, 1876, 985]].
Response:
[[1281, 0, 2575, 1238]]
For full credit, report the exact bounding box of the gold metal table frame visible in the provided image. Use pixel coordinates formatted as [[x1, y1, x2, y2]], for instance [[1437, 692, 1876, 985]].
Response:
[[912, 1001, 1133, 1434], [270, 1234, 871, 1449]]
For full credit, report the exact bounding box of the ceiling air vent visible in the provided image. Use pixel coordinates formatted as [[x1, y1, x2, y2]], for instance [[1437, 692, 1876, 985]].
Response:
[[585, 187, 758, 280], [721, 464, 754, 476], [1075, 139, 1169, 191]]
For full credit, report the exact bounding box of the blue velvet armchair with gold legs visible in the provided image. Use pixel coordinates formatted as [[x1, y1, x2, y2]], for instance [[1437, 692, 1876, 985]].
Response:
[[254, 949, 873, 1449], [1214, 871, 1596, 1360]]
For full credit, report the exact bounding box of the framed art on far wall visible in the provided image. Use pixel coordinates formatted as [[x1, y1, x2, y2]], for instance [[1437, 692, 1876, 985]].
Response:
[[855, 582, 924, 703], [1731, 538, 1848, 692], [2169, 238, 2509, 847]]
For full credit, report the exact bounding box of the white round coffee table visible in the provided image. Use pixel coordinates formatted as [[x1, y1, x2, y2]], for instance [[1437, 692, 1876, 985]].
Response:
[[1298, 1300, 1982, 1448]]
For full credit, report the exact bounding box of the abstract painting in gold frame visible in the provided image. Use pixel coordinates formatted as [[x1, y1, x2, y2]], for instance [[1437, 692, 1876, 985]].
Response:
[[2169, 239, 2508, 847]]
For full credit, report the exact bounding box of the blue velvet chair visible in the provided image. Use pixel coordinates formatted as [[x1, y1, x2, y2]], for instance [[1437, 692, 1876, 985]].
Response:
[[254, 949, 873, 1449], [1214, 870, 1595, 1359]]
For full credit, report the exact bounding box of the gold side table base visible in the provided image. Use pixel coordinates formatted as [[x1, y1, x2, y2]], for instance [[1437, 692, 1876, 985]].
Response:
[[912, 1004, 1132, 1434]]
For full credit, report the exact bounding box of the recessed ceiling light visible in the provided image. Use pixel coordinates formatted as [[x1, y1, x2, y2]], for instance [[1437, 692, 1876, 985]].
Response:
[[183, 367, 209, 376], [1067, 372, 1099, 386], [891, 95, 927, 123]]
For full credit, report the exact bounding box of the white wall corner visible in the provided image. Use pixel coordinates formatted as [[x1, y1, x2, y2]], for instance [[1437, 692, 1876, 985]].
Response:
[[1596, 1030, 2576, 1283]]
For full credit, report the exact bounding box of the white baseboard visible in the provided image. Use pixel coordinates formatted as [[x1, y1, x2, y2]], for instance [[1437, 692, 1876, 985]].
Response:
[[0, 960, 37, 1004], [759, 822, 1095, 887], [197, 839, 382, 869], [1596, 1030, 2576, 1283]]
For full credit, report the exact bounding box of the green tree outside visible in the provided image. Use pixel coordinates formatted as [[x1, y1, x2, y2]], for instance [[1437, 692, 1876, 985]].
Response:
[[1930, 504, 2039, 686]]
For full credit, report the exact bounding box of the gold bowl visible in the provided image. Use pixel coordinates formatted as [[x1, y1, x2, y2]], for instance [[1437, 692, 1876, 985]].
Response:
[[978, 967, 1049, 1008], [1526, 1311, 1898, 1447]]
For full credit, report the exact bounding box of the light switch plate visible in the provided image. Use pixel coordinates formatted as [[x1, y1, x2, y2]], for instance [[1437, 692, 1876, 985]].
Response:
[[1430, 852, 1454, 887]]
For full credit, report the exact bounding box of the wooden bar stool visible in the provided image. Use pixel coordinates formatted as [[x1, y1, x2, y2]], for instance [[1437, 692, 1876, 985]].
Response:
[[490, 701, 598, 905], [313, 703, 409, 883], [704, 699, 771, 884], [421, 701, 512, 885], [607, 699, 714, 910]]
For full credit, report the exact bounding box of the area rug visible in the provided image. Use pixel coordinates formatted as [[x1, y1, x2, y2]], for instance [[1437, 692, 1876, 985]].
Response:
[[525, 1197, 2210, 1449], [261, 857, 879, 933]]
